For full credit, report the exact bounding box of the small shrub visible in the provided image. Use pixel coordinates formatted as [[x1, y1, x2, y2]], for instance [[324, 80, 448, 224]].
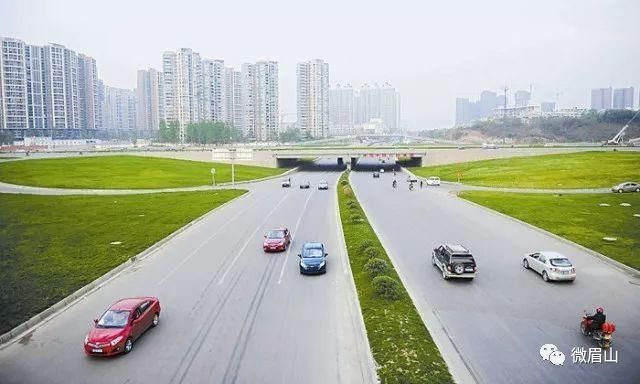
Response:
[[372, 276, 403, 300], [365, 258, 388, 277], [347, 200, 358, 209], [359, 239, 374, 251], [363, 246, 380, 259], [340, 179, 348, 186], [350, 213, 363, 223], [343, 186, 353, 196]]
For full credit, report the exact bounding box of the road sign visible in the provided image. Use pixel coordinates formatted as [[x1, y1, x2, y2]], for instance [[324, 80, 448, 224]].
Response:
[[212, 148, 253, 161]]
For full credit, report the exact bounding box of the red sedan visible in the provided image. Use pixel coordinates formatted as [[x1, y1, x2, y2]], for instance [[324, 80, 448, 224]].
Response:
[[263, 228, 291, 252], [84, 297, 161, 356]]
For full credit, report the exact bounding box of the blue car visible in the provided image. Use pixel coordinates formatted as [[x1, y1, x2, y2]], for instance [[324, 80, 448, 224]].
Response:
[[298, 242, 328, 274]]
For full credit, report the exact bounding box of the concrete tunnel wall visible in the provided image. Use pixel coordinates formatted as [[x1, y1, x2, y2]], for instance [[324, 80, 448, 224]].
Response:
[[275, 156, 422, 168]]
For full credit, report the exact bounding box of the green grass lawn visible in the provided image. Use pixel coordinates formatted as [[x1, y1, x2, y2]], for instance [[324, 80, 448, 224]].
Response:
[[0, 155, 285, 189], [338, 172, 452, 383], [411, 151, 640, 189], [460, 191, 640, 270], [0, 189, 245, 334]]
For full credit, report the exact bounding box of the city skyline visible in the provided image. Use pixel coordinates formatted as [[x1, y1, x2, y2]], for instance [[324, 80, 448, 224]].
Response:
[[3, 0, 638, 129]]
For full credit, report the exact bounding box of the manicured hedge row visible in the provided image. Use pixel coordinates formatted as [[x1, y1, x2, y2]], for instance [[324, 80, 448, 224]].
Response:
[[338, 171, 452, 383]]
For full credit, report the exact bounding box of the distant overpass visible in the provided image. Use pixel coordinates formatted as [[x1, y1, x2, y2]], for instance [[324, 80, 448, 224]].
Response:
[[270, 148, 427, 167]]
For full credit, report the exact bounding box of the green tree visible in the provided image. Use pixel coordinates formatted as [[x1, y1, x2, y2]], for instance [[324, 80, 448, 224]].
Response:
[[279, 127, 301, 142]]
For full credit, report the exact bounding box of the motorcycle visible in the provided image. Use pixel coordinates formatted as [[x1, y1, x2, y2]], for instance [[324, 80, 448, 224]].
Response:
[[409, 183, 414, 191], [392, 180, 397, 188], [580, 312, 615, 348]]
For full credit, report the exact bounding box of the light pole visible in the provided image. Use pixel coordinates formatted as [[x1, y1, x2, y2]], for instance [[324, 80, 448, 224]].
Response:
[[229, 135, 236, 186], [211, 168, 216, 187], [230, 148, 236, 186]]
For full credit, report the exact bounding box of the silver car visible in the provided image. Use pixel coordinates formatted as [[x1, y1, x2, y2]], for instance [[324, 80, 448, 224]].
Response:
[[611, 182, 640, 193], [523, 251, 575, 282]]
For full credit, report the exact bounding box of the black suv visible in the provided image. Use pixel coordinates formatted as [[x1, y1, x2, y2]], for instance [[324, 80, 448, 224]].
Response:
[[432, 244, 477, 280]]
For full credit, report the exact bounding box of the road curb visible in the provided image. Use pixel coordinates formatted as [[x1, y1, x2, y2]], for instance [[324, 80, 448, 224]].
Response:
[[348, 172, 477, 384], [0, 190, 252, 348], [334, 171, 380, 384], [456, 193, 640, 278], [215, 166, 299, 187]]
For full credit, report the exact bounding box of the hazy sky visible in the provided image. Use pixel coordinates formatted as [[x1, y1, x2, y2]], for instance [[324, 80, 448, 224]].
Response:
[[2, 0, 639, 129]]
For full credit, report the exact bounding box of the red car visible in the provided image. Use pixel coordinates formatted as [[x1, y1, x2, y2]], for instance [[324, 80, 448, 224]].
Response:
[[263, 227, 291, 252], [84, 297, 161, 356]]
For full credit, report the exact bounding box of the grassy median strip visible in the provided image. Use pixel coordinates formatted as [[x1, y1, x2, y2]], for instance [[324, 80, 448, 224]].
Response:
[[0, 190, 245, 334], [338, 172, 452, 384], [410, 151, 640, 189], [461, 191, 640, 270], [0, 155, 284, 189]]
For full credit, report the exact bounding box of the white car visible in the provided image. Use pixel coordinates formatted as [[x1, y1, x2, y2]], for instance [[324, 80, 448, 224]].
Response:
[[523, 251, 575, 282], [426, 176, 441, 186], [379, 168, 385, 173]]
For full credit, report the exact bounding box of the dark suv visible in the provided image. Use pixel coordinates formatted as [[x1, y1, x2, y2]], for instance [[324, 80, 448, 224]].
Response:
[[432, 244, 477, 280]]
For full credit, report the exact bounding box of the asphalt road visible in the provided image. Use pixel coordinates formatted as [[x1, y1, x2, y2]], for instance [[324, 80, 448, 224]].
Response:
[[350, 162, 640, 384], [0, 164, 375, 384]]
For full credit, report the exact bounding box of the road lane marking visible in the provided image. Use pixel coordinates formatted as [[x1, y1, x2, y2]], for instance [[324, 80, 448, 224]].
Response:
[[217, 191, 291, 285], [157, 193, 262, 286], [277, 189, 315, 284]]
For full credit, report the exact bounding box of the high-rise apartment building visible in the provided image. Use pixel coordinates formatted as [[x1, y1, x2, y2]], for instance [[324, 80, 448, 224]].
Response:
[[239, 63, 256, 138], [591, 87, 612, 110], [222, 67, 236, 125], [162, 48, 202, 141], [352, 82, 399, 131], [329, 83, 355, 135], [237, 62, 279, 141], [232, 70, 243, 132], [1, 37, 105, 138], [612, 87, 634, 110], [104, 86, 136, 131], [297, 59, 330, 138], [136, 68, 164, 131], [380, 83, 399, 131], [255, 61, 279, 141], [0, 38, 29, 131], [25, 45, 46, 130], [202, 59, 224, 122], [78, 54, 101, 130], [455, 97, 471, 126]]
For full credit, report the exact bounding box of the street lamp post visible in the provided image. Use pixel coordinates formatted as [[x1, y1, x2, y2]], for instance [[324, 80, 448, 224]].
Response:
[[229, 148, 236, 186]]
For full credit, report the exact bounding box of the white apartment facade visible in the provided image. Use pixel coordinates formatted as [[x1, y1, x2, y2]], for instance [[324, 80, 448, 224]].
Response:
[[0, 38, 29, 131], [297, 59, 330, 138], [136, 68, 164, 131], [202, 59, 225, 122], [104, 86, 136, 131], [255, 61, 279, 141], [162, 48, 202, 141]]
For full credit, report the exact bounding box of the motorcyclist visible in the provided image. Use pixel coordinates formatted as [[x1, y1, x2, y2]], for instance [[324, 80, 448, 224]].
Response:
[[586, 307, 606, 335], [409, 182, 414, 191], [392, 180, 397, 188]]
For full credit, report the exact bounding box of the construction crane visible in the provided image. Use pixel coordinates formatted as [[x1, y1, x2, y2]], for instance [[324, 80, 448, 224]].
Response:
[[603, 109, 640, 146]]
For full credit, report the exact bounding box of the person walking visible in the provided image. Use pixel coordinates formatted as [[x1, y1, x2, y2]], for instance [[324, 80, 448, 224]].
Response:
[[420, 180, 423, 189]]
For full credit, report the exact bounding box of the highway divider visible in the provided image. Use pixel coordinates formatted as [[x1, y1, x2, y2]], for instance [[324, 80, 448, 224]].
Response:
[[337, 171, 453, 383]]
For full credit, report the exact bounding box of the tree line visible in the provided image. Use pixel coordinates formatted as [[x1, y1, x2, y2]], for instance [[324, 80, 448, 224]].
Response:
[[157, 121, 309, 144]]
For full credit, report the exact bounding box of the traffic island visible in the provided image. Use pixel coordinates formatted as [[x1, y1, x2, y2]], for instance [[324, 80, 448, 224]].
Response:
[[337, 171, 453, 384]]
